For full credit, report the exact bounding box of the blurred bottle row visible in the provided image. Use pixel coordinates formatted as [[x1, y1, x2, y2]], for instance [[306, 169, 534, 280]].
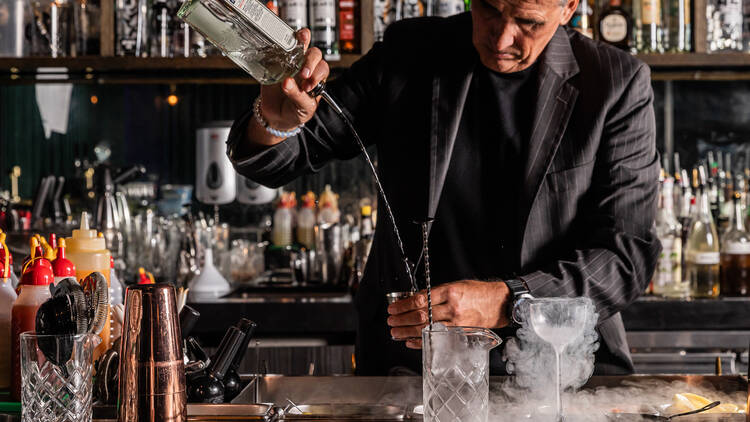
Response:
[[651, 151, 750, 299], [0, 0, 360, 59]]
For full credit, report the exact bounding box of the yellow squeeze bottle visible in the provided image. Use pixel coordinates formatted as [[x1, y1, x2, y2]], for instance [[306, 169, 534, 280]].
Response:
[[65, 212, 111, 357]]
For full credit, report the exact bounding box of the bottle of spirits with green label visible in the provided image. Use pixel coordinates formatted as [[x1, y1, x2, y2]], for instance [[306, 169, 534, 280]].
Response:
[[686, 166, 721, 298], [177, 0, 305, 84]]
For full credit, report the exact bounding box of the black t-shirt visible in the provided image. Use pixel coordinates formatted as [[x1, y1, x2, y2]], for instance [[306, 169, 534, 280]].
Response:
[[429, 62, 538, 285]]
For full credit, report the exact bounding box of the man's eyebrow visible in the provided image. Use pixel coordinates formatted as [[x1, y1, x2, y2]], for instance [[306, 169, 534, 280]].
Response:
[[516, 16, 545, 24]]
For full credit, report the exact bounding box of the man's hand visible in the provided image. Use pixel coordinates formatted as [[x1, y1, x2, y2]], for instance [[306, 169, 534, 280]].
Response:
[[248, 28, 330, 146], [386, 280, 511, 349]]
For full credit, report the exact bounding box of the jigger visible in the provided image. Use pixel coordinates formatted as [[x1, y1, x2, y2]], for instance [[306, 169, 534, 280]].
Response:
[[118, 283, 187, 422]]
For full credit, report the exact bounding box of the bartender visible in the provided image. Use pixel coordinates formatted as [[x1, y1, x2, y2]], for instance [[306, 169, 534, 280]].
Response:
[[227, 0, 660, 376]]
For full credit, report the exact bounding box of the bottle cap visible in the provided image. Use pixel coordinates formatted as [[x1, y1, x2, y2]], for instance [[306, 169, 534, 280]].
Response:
[[67, 212, 107, 252], [48, 233, 57, 250], [301, 191, 316, 208], [20, 256, 54, 286], [0, 232, 11, 280], [361, 205, 372, 216], [138, 267, 154, 284], [52, 238, 76, 278], [110, 256, 115, 269]]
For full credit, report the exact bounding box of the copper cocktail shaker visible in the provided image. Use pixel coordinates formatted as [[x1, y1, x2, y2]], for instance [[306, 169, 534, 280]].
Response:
[[118, 283, 187, 422]]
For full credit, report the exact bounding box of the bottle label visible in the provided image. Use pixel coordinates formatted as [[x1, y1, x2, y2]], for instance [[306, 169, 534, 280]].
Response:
[[655, 237, 682, 287], [641, 0, 661, 25], [691, 252, 720, 264], [225, 0, 297, 51], [281, 0, 308, 28], [436, 0, 464, 16], [724, 242, 750, 254], [600, 13, 628, 42], [339, 0, 355, 41]]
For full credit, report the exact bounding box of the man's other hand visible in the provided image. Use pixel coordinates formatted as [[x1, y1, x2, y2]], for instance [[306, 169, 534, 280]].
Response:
[[386, 280, 511, 349]]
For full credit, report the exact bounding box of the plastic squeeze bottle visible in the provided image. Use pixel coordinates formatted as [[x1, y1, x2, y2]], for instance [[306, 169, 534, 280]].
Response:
[[65, 212, 111, 358], [11, 251, 53, 400], [297, 192, 317, 249], [52, 238, 76, 285], [0, 233, 17, 390]]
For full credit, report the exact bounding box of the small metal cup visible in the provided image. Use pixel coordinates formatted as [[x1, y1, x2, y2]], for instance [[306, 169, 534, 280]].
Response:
[[385, 291, 419, 341]]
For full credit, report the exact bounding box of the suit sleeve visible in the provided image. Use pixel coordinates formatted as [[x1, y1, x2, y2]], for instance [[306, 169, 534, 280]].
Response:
[[520, 63, 662, 322], [225, 39, 389, 188]]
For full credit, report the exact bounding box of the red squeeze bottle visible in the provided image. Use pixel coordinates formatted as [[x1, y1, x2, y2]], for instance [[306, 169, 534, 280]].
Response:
[[10, 254, 53, 401]]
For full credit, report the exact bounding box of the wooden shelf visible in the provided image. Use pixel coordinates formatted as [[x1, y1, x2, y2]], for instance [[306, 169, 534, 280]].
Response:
[[5, 53, 750, 83]]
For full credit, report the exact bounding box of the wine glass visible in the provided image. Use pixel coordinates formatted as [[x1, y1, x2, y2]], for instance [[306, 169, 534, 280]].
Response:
[[528, 298, 589, 422]]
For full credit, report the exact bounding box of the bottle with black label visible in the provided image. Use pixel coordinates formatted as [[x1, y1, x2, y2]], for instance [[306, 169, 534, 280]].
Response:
[[598, 0, 632, 50], [312, 0, 341, 60]]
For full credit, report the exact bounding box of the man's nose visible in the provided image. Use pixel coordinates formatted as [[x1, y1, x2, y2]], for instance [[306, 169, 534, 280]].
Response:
[[492, 20, 516, 51]]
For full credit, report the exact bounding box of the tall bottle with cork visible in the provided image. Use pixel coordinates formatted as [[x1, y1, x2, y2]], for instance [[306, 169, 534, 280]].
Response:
[[65, 212, 112, 356], [0, 232, 17, 390], [11, 246, 53, 400]]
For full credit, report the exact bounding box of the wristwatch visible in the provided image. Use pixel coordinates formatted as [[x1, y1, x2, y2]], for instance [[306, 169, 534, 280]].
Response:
[[503, 278, 533, 326]]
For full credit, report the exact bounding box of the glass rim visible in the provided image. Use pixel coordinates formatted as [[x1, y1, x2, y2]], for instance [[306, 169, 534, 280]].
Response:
[[528, 297, 590, 305], [19, 332, 96, 340]]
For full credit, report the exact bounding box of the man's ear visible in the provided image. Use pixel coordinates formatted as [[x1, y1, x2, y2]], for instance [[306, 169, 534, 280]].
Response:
[[560, 0, 579, 25]]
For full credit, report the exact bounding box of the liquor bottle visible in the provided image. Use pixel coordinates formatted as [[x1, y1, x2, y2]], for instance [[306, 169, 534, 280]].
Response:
[[339, 0, 360, 53], [280, 0, 308, 30], [598, 0, 632, 50], [178, 0, 306, 84], [686, 166, 721, 299], [116, 0, 150, 56], [665, 0, 691, 51], [633, 0, 665, 52], [720, 191, 750, 296], [707, 0, 742, 51], [151, 0, 173, 57], [653, 177, 686, 297], [434, 0, 464, 16], [312, 0, 341, 61], [677, 169, 692, 275], [266, 0, 280, 14], [570, 0, 594, 38]]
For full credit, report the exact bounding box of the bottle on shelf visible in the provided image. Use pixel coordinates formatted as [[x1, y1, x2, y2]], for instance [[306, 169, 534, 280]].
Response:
[[11, 249, 53, 401], [0, 232, 17, 390], [633, 0, 665, 52], [720, 191, 750, 296], [665, 0, 691, 51], [312, 0, 341, 61], [297, 192, 317, 249], [653, 176, 686, 297], [151, 0, 174, 57], [116, 0, 150, 56], [280, 0, 308, 30], [598, 0, 632, 50], [339, 0, 360, 53], [272, 192, 296, 247], [706, 0, 742, 51], [318, 185, 340, 225], [686, 166, 721, 299], [570, 0, 594, 38], [434, 0, 465, 16], [266, 0, 280, 14]]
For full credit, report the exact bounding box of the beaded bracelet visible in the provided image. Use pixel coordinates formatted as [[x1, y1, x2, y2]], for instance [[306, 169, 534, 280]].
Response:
[[253, 96, 304, 139]]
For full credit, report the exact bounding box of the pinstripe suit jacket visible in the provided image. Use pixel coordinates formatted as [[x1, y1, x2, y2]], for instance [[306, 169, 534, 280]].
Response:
[[228, 12, 661, 374]]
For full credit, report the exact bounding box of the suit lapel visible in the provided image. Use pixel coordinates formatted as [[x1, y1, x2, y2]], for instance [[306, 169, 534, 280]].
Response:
[[518, 28, 580, 259], [427, 61, 476, 220]]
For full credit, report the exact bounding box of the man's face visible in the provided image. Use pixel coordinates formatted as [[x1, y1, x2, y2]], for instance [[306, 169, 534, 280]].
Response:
[[471, 0, 578, 73]]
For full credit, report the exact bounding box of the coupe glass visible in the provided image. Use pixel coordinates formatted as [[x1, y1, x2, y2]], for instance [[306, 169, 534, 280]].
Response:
[[528, 298, 589, 422]]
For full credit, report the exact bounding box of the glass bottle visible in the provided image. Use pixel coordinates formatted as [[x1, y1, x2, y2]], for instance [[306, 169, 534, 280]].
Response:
[[151, 0, 173, 57], [178, 0, 306, 84], [312, 0, 340, 60], [339, 0, 360, 53], [665, 0, 691, 51], [116, 0, 150, 56], [434, 0, 464, 16], [633, 0, 665, 52], [686, 166, 721, 299], [653, 178, 686, 297], [570, 0, 594, 38], [706, 0, 742, 51], [598, 0, 632, 50], [720, 191, 750, 296], [280, 0, 308, 30]]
